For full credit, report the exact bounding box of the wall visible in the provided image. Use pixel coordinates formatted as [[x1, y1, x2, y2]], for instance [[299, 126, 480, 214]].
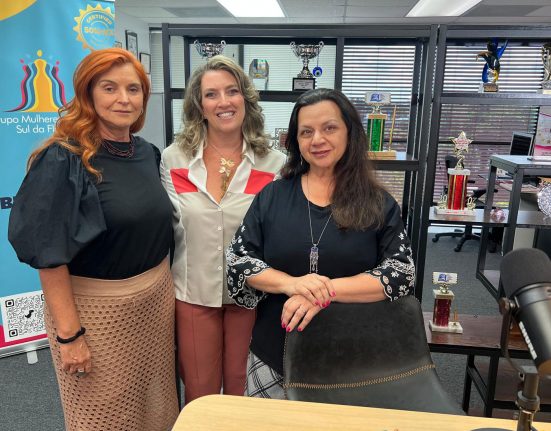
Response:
[[115, 9, 150, 55]]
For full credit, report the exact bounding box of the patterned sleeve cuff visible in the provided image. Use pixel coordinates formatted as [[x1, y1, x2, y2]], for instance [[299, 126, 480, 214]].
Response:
[[366, 251, 415, 301], [227, 244, 271, 309]]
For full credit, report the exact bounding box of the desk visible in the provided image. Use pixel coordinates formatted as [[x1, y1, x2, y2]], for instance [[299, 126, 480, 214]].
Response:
[[172, 394, 551, 431], [424, 312, 530, 417]]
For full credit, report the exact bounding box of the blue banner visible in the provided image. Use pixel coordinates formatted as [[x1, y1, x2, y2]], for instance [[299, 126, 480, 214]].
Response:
[[0, 0, 115, 356]]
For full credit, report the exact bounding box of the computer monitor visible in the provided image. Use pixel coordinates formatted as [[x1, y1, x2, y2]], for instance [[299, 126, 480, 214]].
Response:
[[509, 131, 534, 156]]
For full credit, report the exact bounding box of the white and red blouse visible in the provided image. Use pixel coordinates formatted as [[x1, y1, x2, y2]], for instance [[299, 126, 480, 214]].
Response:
[[161, 141, 286, 307]]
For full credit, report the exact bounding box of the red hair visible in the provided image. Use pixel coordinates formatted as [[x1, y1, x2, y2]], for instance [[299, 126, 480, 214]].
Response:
[[28, 48, 151, 180]]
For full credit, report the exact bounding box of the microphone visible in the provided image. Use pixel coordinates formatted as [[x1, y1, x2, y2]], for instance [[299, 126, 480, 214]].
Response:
[[500, 248, 551, 374]]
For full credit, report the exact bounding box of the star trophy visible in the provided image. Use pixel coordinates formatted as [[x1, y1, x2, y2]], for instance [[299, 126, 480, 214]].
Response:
[[249, 59, 269, 91], [290, 41, 324, 91], [435, 131, 476, 216], [194, 40, 226, 59], [429, 272, 463, 334], [541, 42, 551, 94], [476, 39, 508, 93], [365, 91, 397, 159]]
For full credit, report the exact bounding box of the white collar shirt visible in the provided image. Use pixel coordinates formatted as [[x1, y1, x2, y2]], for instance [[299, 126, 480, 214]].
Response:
[[161, 141, 286, 307]]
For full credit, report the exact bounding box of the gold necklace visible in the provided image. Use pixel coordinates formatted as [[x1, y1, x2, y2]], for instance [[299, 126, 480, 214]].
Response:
[[208, 142, 242, 194]]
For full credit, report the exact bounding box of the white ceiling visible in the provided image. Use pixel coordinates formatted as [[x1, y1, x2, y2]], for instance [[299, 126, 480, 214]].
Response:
[[115, 0, 551, 25]]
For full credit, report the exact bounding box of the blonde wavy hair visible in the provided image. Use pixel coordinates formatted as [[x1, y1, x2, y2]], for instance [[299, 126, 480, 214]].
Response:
[[175, 55, 270, 157], [28, 48, 150, 180]]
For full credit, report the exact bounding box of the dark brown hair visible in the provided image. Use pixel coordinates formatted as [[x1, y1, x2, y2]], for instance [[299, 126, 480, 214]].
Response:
[[282, 88, 385, 230]]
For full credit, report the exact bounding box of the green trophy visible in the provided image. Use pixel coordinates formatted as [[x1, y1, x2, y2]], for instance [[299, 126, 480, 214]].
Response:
[[365, 91, 396, 159]]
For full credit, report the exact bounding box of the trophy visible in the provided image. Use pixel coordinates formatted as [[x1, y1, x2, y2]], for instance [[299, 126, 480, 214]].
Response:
[[248, 59, 269, 91], [274, 128, 289, 151], [541, 42, 551, 94], [290, 41, 324, 91], [365, 91, 397, 159], [476, 39, 508, 93], [429, 272, 463, 334], [435, 131, 476, 216], [194, 40, 226, 59]]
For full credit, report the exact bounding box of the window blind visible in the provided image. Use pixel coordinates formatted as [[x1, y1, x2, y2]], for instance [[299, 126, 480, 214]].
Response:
[[434, 43, 545, 204], [342, 44, 417, 203]]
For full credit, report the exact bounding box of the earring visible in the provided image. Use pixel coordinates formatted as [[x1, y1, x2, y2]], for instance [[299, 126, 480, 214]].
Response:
[[300, 155, 304, 166]]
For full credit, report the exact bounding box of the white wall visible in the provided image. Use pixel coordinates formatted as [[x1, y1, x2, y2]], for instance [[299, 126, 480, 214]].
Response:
[[115, 9, 150, 55]]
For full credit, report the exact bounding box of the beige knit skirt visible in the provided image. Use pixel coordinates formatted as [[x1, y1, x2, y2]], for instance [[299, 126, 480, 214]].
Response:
[[44, 257, 179, 431]]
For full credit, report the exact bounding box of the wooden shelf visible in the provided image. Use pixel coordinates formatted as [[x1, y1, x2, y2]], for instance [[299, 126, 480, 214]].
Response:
[[473, 357, 551, 413]]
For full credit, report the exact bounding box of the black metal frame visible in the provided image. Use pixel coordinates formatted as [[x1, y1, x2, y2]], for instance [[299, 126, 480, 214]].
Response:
[[419, 24, 551, 301], [158, 23, 438, 299]]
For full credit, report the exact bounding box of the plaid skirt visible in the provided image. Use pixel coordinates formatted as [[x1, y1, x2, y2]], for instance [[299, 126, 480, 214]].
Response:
[[245, 351, 285, 399]]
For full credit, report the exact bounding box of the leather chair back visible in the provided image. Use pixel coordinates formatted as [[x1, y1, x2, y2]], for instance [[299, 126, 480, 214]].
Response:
[[283, 295, 463, 415]]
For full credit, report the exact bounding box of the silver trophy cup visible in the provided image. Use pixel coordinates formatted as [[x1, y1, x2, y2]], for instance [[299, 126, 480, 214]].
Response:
[[194, 40, 226, 59], [290, 41, 324, 78], [249, 59, 269, 90]]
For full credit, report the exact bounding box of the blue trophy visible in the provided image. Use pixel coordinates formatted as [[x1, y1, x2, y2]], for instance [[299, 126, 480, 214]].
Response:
[[476, 39, 508, 92]]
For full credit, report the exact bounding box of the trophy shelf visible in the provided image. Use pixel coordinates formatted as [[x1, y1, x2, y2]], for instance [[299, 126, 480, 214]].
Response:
[[440, 92, 551, 106], [371, 152, 418, 171], [429, 207, 509, 227], [430, 207, 551, 229]]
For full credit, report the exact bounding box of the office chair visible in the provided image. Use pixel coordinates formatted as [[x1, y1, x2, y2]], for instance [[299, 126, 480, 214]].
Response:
[[283, 295, 463, 415], [432, 155, 486, 252]]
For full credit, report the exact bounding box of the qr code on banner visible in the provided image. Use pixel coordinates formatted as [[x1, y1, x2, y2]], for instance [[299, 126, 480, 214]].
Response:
[[0, 290, 45, 342]]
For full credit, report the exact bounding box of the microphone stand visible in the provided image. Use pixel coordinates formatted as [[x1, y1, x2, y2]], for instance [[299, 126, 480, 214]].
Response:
[[499, 298, 540, 431], [473, 299, 540, 431]]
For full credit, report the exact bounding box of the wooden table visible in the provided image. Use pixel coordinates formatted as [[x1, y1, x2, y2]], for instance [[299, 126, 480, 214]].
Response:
[[172, 394, 551, 431], [424, 312, 531, 416]]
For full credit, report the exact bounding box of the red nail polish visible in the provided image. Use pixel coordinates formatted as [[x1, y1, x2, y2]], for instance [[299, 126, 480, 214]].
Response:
[[314, 301, 319, 306], [286, 327, 292, 332], [298, 327, 303, 332], [331, 291, 336, 297], [281, 322, 286, 328]]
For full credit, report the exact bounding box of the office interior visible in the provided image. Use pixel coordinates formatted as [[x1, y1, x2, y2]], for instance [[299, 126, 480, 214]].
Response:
[[2, 0, 551, 429]]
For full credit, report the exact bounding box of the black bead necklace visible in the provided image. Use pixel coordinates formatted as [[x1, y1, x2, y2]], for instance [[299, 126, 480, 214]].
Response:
[[102, 135, 135, 158]]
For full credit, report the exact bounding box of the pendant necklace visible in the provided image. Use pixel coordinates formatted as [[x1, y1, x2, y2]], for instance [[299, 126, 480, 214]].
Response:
[[305, 175, 333, 274], [208, 141, 242, 194], [102, 135, 135, 158]]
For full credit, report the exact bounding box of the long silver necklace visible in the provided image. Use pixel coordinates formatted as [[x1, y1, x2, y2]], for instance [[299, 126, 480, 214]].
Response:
[[208, 141, 242, 194], [305, 175, 332, 274]]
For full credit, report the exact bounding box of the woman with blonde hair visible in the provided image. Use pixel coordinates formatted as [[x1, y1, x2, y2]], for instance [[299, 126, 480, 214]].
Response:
[[161, 55, 286, 404], [9, 48, 178, 430]]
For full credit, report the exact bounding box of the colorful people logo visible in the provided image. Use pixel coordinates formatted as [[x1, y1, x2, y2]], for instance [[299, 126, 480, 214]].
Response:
[[8, 50, 66, 113]]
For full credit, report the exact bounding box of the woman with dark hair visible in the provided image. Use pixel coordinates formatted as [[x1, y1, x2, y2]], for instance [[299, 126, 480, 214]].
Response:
[[161, 55, 285, 404], [8, 48, 178, 430], [227, 88, 415, 398]]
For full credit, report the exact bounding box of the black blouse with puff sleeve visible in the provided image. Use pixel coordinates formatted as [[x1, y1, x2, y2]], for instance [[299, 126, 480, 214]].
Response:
[[8, 137, 172, 279]]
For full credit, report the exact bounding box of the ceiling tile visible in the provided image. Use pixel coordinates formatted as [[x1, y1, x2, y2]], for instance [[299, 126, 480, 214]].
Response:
[[465, 4, 543, 17], [345, 6, 412, 18]]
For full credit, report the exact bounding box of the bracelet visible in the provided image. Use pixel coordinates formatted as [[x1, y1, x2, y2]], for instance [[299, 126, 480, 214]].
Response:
[[56, 327, 86, 344]]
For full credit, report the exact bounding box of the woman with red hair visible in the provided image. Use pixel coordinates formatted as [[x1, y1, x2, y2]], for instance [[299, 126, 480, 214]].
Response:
[[8, 48, 178, 430]]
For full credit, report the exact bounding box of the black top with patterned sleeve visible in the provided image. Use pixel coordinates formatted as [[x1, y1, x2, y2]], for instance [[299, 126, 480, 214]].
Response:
[[226, 175, 415, 375]]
